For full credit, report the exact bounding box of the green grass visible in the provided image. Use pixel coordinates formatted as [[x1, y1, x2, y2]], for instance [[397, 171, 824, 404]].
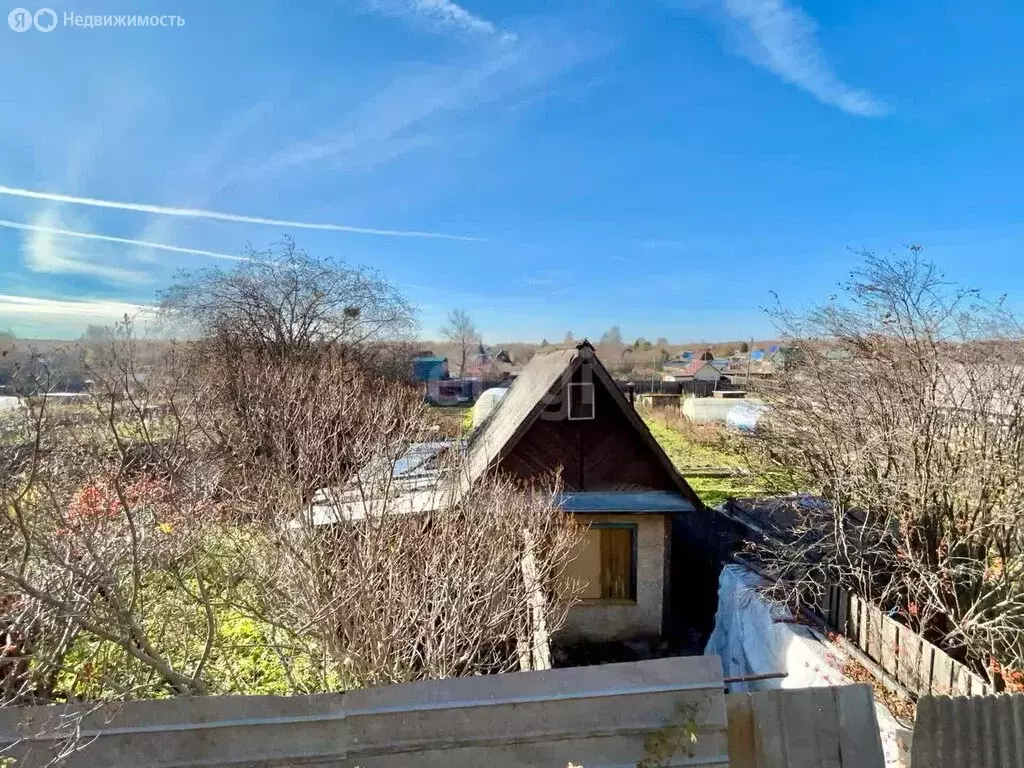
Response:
[[643, 417, 770, 507]]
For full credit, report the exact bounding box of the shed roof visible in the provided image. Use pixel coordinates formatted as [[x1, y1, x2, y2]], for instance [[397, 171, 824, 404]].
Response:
[[556, 491, 696, 514], [666, 360, 716, 378]]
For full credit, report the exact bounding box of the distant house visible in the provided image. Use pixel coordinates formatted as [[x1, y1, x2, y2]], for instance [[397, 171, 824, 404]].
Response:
[[662, 360, 722, 384], [464, 341, 710, 644], [464, 344, 517, 382], [427, 378, 478, 405], [411, 353, 449, 383]]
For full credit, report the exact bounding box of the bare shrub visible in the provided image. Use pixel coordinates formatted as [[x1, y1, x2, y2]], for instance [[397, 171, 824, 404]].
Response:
[[0, 326, 229, 704], [253, 469, 579, 687], [641, 406, 728, 450], [216, 354, 580, 686], [0, 308, 580, 714], [748, 248, 1024, 679]]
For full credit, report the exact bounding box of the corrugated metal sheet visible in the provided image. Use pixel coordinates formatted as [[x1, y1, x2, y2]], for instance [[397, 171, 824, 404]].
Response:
[[913, 694, 1024, 767]]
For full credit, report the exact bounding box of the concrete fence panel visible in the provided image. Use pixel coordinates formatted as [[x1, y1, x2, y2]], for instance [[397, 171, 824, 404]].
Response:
[[0, 656, 728, 768]]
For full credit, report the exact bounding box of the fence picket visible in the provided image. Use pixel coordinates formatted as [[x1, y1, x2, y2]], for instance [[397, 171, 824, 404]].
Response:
[[899, 633, 925, 695], [930, 649, 955, 696], [836, 590, 849, 637], [816, 582, 989, 698], [880, 616, 900, 677], [864, 604, 883, 663]]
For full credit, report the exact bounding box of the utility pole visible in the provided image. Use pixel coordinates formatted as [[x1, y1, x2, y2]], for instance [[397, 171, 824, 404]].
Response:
[[745, 336, 753, 391]]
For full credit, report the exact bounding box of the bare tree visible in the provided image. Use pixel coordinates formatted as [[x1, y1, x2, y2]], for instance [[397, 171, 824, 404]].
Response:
[[747, 248, 1024, 684], [157, 238, 419, 484], [158, 237, 415, 367], [440, 309, 479, 376], [599, 325, 623, 346]]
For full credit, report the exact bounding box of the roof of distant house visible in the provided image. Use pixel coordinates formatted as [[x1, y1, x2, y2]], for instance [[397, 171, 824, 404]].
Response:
[[665, 360, 716, 377]]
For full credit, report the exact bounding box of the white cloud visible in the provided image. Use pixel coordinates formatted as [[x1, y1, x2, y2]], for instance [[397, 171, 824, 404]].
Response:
[[0, 184, 484, 241], [243, 29, 593, 180], [363, 0, 514, 41], [22, 210, 151, 284], [0, 218, 246, 262], [0, 294, 149, 319], [698, 0, 887, 117]]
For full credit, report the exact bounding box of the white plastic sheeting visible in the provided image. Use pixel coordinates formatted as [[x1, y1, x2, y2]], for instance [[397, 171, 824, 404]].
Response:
[[681, 397, 740, 424], [706, 564, 913, 767], [472, 387, 508, 428], [725, 401, 768, 432]]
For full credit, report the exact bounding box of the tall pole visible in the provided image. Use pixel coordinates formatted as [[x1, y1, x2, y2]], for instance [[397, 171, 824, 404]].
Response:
[[745, 336, 753, 390]]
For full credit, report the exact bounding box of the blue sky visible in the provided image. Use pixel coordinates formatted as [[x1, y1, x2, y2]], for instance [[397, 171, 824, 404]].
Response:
[[2, 0, 1022, 343]]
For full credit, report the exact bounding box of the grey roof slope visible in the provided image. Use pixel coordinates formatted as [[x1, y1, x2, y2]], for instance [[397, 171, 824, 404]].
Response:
[[464, 341, 704, 510]]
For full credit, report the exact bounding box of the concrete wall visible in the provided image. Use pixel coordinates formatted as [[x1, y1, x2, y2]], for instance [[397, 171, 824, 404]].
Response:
[[0, 657, 728, 768], [682, 396, 743, 424], [560, 513, 668, 642]]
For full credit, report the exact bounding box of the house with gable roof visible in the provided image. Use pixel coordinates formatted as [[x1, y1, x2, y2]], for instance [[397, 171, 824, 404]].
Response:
[[464, 340, 714, 643], [312, 340, 720, 648]]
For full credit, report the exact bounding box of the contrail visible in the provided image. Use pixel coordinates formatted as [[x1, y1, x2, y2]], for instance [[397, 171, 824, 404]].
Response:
[[0, 185, 486, 242], [0, 219, 248, 262]]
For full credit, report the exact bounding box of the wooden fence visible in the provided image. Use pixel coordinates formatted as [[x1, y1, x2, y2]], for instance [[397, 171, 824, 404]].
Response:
[[726, 684, 885, 768], [617, 379, 722, 397], [816, 584, 993, 697]]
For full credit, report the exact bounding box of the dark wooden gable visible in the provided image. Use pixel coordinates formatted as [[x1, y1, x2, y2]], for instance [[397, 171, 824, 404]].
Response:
[[498, 358, 679, 492]]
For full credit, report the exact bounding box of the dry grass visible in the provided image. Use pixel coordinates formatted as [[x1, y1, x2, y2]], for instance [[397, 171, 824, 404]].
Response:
[[423, 405, 472, 438], [643, 406, 729, 450], [840, 655, 916, 723]]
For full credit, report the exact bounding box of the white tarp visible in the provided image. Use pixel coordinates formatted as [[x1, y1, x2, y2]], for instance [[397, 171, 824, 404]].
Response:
[[706, 564, 913, 767], [725, 401, 768, 432]]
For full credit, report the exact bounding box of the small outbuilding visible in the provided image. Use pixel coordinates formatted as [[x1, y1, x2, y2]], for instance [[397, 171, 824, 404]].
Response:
[[411, 354, 449, 382], [465, 341, 716, 647]]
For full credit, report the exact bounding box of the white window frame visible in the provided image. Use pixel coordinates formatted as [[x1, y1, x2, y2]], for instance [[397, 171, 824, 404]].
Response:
[[567, 382, 595, 421]]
